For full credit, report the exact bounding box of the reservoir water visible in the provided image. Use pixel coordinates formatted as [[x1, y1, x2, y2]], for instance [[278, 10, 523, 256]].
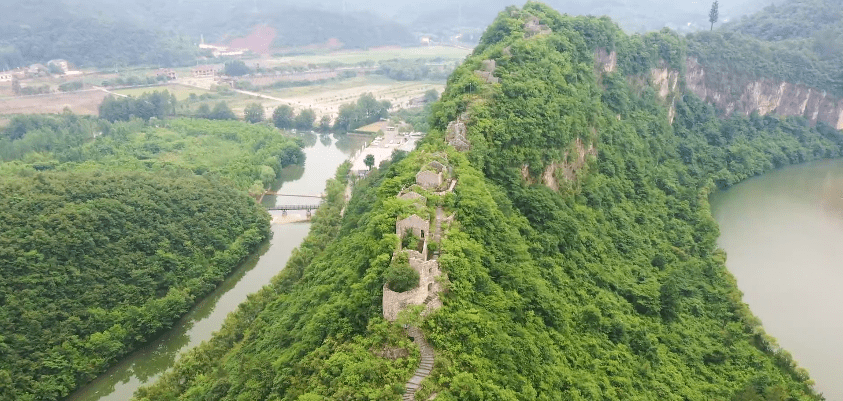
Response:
[[710, 159, 843, 400], [65, 132, 366, 401]]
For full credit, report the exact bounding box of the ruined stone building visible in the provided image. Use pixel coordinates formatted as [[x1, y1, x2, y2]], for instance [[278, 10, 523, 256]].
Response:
[[396, 214, 429, 243], [416, 170, 443, 190]]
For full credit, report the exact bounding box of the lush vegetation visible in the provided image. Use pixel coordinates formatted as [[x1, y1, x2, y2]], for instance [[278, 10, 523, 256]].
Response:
[[134, 3, 841, 401], [375, 59, 456, 81], [0, 0, 199, 68], [384, 252, 420, 292], [0, 171, 269, 401], [688, 0, 843, 97], [1, 114, 304, 196], [0, 109, 306, 400], [333, 93, 391, 132], [99, 91, 178, 122]]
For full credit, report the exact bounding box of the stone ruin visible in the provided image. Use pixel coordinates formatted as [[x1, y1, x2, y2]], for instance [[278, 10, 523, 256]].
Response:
[[396, 214, 429, 246], [416, 170, 443, 190], [475, 59, 500, 84], [383, 159, 457, 322], [399, 190, 427, 205], [445, 116, 470, 152], [524, 15, 552, 38], [382, 250, 443, 322]]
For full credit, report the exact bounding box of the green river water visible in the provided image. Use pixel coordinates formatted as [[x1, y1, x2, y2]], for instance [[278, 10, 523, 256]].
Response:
[[710, 159, 843, 400]]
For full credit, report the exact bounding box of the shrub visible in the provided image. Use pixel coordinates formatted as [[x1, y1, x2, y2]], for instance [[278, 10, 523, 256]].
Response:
[[384, 253, 419, 292]]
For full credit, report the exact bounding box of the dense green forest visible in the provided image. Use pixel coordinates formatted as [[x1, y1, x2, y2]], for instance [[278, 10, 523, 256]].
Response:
[[0, 171, 269, 401], [0, 0, 199, 69], [133, 3, 842, 401], [0, 110, 305, 400], [0, 111, 304, 196]]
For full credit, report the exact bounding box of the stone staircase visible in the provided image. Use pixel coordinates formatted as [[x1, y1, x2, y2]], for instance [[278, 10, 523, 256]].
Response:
[[403, 326, 435, 401]]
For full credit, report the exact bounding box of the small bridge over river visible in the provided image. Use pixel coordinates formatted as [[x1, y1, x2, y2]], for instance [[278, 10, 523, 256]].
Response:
[[268, 204, 321, 212]]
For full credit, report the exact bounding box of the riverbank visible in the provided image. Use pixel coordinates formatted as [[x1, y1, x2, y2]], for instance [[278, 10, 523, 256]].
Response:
[[66, 133, 364, 401], [711, 159, 843, 400], [271, 211, 312, 224]]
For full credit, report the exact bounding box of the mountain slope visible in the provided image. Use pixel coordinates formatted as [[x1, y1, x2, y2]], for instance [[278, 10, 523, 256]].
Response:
[[135, 3, 839, 401]]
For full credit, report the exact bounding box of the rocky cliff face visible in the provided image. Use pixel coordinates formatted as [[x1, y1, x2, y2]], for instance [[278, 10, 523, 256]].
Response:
[[685, 57, 843, 129], [594, 50, 843, 129]]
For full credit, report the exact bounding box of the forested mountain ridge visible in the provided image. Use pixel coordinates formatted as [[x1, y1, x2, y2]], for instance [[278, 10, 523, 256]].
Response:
[[684, 0, 843, 119], [0, 0, 414, 69], [134, 3, 842, 401]]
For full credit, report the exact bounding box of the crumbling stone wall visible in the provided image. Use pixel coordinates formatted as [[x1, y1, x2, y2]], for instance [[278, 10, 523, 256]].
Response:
[[397, 214, 429, 241], [382, 252, 442, 322]]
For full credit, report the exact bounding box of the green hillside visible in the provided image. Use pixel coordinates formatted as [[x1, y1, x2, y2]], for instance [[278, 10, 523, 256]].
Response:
[[0, 0, 199, 69], [0, 0, 415, 69], [130, 2, 842, 401], [687, 0, 843, 98], [0, 114, 305, 401]]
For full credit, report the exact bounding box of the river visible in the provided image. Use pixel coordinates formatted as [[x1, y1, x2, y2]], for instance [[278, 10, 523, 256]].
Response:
[[710, 159, 843, 400], [65, 132, 366, 401]]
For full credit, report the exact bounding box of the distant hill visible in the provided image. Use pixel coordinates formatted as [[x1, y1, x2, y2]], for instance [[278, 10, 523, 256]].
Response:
[[66, 0, 416, 48], [0, 0, 198, 69], [0, 0, 415, 69], [723, 0, 843, 41]]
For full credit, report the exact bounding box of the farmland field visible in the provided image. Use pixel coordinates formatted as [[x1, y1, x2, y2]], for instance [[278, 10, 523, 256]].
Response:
[[261, 45, 472, 66], [113, 84, 212, 100], [0, 90, 109, 116], [262, 75, 445, 119]]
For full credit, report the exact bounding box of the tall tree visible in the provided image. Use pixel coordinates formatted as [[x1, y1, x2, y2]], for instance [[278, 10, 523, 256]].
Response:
[[364, 154, 375, 170], [272, 105, 294, 129], [224, 60, 251, 77], [294, 109, 316, 131], [709, 1, 719, 31], [244, 103, 265, 123], [208, 102, 236, 120], [318, 115, 332, 132]]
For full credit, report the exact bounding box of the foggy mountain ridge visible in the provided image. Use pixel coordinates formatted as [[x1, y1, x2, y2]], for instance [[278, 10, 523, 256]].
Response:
[[0, 0, 793, 68]]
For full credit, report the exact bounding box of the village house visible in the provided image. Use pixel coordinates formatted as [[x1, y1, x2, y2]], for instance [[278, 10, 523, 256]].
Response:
[[47, 59, 69, 73], [156, 68, 177, 80], [191, 65, 218, 78], [0, 72, 12, 82], [27, 64, 48, 77]]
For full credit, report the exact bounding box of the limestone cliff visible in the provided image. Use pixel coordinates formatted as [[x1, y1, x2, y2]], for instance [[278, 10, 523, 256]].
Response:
[[685, 57, 843, 129], [594, 50, 843, 129]]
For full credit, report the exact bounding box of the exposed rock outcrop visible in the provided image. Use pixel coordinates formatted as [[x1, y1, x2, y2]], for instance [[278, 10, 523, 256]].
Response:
[[595, 48, 617, 74], [543, 137, 597, 189], [685, 57, 843, 129], [651, 65, 680, 123]]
